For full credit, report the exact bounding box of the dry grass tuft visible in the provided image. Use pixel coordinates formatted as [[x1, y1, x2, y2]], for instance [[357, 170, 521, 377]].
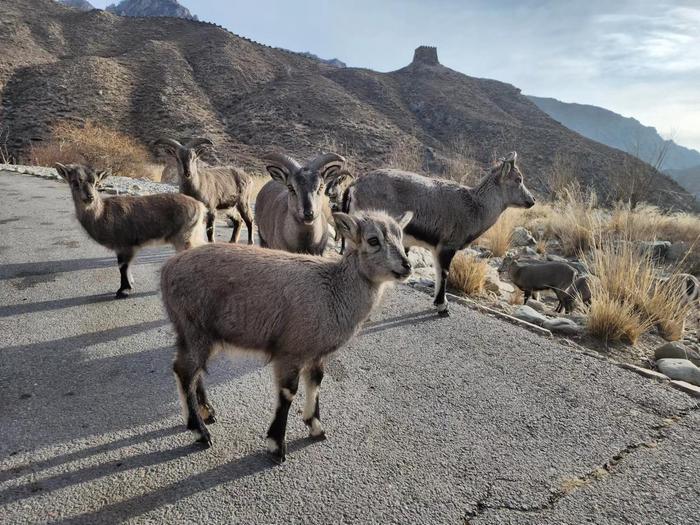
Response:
[[560, 477, 588, 495], [447, 252, 488, 296], [386, 138, 425, 173], [30, 121, 153, 178], [647, 275, 692, 341], [586, 284, 650, 344], [481, 209, 516, 256], [546, 189, 601, 257], [584, 237, 691, 344]]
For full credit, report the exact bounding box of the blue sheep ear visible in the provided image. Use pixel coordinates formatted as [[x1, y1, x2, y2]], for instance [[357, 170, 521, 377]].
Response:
[[55, 163, 69, 180], [332, 212, 360, 243], [96, 170, 111, 183], [397, 211, 413, 229], [266, 165, 288, 184]]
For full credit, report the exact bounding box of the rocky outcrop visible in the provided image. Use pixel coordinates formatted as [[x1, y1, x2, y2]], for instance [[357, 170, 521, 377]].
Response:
[[56, 0, 95, 10], [106, 0, 197, 20]]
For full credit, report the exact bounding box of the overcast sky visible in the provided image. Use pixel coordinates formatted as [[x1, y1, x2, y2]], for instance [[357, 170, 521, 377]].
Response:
[[92, 0, 700, 151]]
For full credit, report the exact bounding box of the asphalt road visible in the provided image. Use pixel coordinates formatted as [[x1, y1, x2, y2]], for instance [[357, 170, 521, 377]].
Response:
[[1, 170, 698, 525]]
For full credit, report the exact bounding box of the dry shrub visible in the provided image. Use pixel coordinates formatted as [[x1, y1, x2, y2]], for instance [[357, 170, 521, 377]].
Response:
[[481, 209, 516, 256], [0, 125, 14, 164], [443, 135, 482, 186], [447, 252, 488, 296], [607, 202, 700, 245], [584, 238, 690, 344], [586, 281, 650, 345], [546, 188, 601, 256], [443, 156, 482, 186], [386, 138, 424, 173], [320, 133, 359, 174], [647, 275, 692, 341], [657, 212, 700, 245], [30, 121, 152, 178], [545, 152, 578, 202]]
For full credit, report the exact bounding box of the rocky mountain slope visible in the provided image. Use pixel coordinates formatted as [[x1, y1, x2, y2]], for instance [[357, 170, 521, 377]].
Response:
[[529, 95, 700, 198], [666, 167, 700, 199], [1, 0, 695, 210], [105, 0, 197, 20]]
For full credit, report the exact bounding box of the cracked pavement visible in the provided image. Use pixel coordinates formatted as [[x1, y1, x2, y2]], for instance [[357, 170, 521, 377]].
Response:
[[1, 171, 699, 524]]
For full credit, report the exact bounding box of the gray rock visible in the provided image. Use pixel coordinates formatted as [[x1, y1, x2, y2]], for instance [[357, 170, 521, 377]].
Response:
[[511, 226, 536, 247], [543, 317, 584, 336], [656, 358, 700, 386], [463, 247, 482, 258], [637, 240, 671, 260], [546, 239, 562, 252], [408, 247, 433, 269], [513, 305, 548, 326], [655, 342, 700, 367], [667, 242, 689, 262], [484, 268, 514, 296], [519, 246, 539, 256], [525, 299, 546, 312]]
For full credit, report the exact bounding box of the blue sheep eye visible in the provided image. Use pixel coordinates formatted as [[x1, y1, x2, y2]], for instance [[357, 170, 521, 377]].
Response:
[[368, 237, 380, 246]]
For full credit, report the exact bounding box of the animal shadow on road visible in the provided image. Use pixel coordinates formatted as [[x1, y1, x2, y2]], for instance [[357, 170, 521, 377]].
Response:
[[0, 291, 159, 317], [0, 250, 173, 280], [0, 429, 196, 507], [0, 426, 181, 484], [52, 437, 319, 524], [1, 320, 258, 452], [361, 308, 439, 335]]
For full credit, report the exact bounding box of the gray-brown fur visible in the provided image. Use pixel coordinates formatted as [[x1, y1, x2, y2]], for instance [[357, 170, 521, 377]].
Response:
[[349, 151, 536, 315], [255, 152, 346, 255], [562, 275, 592, 313], [160, 210, 413, 462], [56, 163, 206, 299], [325, 168, 356, 251], [499, 255, 577, 313], [154, 137, 254, 244]]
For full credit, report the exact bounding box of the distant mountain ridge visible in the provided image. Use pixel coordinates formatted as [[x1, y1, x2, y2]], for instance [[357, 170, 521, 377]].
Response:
[[527, 96, 700, 170], [106, 0, 197, 20], [298, 52, 346, 68], [57, 0, 95, 10], [527, 95, 700, 199]]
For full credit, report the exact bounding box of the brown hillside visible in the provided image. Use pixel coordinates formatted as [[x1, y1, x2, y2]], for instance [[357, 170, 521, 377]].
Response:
[[0, 0, 695, 210]]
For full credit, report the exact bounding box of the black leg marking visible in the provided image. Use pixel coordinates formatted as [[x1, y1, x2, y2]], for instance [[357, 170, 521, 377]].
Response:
[[303, 362, 325, 440], [524, 290, 531, 304], [115, 251, 135, 299], [206, 211, 216, 243], [237, 202, 254, 245], [266, 366, 299, 464], [173, 354, 211, 447], [196, 376, 216, 424], [434, 248, 456, 317]]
